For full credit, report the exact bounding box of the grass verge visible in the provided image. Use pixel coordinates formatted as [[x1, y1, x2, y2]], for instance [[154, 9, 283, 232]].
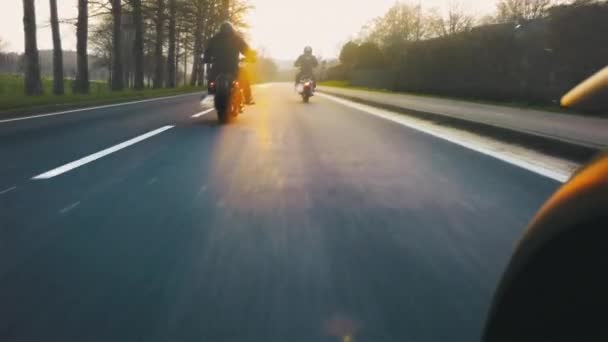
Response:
[[0, 74, 204, 117]]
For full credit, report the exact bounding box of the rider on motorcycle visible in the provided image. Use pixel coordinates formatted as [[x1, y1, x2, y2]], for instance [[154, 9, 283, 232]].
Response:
[[295, 46, 319, 88], [204, 22, 255, 105]]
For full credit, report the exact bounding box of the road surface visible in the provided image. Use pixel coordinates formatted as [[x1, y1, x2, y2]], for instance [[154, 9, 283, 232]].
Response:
[[0, 84, 560, 342]]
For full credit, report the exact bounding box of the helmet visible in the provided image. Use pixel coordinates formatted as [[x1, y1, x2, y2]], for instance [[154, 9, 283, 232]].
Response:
[[219, 21, 234, 34], [304, 46, 313, 55]]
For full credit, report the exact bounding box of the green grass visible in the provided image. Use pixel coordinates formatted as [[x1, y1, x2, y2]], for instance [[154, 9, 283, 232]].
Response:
[[318, 80, 586, 115], [0, 74, 204, 115]]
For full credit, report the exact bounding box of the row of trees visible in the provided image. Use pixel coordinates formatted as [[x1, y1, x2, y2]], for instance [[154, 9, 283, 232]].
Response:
[[333, 0, 586, 71], [328, 0, 607, 105], [332, 2, 482, 74], [348, 0, 579, 67], [21, 0, 248, 96]]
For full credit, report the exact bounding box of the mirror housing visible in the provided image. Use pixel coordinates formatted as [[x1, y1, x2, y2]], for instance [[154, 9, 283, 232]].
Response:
[[484, 153, 608, 342]]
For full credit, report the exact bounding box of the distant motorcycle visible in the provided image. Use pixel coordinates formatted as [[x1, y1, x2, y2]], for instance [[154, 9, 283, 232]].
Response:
[[211, 73, 244, 124], [296, 77, 315, 103]]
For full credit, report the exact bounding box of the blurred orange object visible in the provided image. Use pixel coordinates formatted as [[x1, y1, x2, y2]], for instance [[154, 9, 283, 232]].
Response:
[[561, 66, 608, 110]]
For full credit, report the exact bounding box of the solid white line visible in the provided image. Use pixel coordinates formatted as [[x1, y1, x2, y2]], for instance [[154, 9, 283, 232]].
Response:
[[0, 186, 17, 195], [191, 108, 215, 118], [318, 93, 573, 183], [0, 92, 200, 124], [32, 125, 175, 180]]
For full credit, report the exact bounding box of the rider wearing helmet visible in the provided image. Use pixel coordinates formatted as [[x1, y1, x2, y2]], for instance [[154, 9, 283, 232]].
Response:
[[295, 46, 319, 88], [204, 22, 255, 104]]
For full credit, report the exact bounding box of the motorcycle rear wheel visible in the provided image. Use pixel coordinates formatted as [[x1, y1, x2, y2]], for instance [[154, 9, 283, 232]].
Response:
[[215, 95, 230, 124]]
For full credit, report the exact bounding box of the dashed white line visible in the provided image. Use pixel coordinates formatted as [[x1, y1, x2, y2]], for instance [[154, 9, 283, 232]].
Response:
[[200, 95, 215, 107], [59, 201, 80, 214], [0, 92, 200, 124], [0, 186, 17, 195], [191, 108, 215, 118], [318, 93, 577, 183], [32, 125, 175, 180]]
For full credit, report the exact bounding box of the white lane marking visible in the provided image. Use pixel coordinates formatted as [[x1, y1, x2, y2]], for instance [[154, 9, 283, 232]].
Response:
[[0, 186, 17, 195], [191, 108, 214, 118], [200, 96, 215, 107], [318, 93, 578, 183], [32, 125, 175, 180], [59, 201, 80, 214], [0, 92, 200, 124]]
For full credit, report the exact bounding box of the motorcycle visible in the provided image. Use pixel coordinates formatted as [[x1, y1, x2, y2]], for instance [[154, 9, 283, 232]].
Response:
[[211, 73, 244, 124], [296, 77, 315, 103]]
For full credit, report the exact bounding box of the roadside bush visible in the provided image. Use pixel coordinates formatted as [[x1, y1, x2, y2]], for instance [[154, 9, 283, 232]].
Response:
[[330, 1, 608, 108]]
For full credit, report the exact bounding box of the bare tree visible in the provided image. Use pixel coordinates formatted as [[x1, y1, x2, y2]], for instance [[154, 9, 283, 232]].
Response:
[[182, 31, 188, 86], [166, 0, 177, 87], [189, 0, 205, 86], [228, 0, 252, 29], [49, 0, 64, 95], [22, 0, 43, 95], [362, 3, 428, 47], [153, 0, 165, 88], [428, 2, 474, 37], [132, 0, 145, 89], [88, 0, 250, 90], [111, 0, 124, 91], [74, 0, 89, 94], [89, 15, 113, 82], [496, 0, 554, 22], [222, 0, 230, 21]]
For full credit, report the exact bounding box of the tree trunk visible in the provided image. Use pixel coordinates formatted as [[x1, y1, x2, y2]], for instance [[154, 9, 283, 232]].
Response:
[[132, 0, 144, 90], [49, 0, 64, 95], [183, 34, 188, 86], [108, 63, 112, 86], [190, 57, 199, 86], [175, 29, 180, 85], [111, 0, 124, 91], [22, 0, 43, 96], [153, 0, 165, 88], [198, 58, 205, 86], [166, 0, 177, 88], [74, 0, 89, 94], [189, 1, 204, 86], [222, 0, 230, 21]]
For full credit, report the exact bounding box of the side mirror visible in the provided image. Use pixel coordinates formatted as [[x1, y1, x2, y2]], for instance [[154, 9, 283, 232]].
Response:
[[483, 153, 608, 341]]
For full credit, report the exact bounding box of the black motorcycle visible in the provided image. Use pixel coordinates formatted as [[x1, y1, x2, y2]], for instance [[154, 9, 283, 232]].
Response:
[[211, 73, 244, 124]]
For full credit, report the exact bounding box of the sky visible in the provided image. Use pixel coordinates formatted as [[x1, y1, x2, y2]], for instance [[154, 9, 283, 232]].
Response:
[[1, 0, 495, 60]]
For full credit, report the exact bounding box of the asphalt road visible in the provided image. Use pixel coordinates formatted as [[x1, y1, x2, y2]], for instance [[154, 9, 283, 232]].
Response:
[[0, 84, 560, 342]]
